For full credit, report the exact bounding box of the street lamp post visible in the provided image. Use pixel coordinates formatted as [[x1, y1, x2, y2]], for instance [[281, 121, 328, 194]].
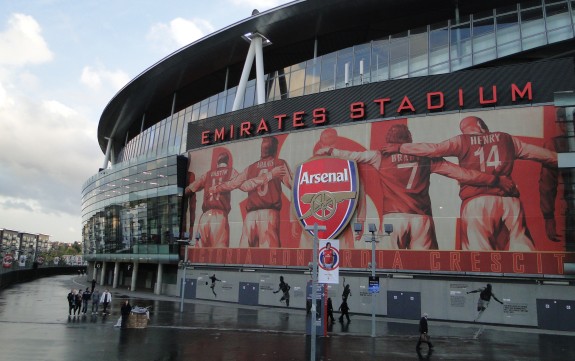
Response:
[[354, 222, 393, 338], [178, 233, 198, 313], [304, 223, 326, 361]]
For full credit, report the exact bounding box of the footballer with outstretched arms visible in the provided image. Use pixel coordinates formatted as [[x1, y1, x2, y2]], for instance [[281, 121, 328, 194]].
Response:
[[539, 107, 571, 243], [382, 116, 558, 251], [317, 124, 515, 250], [185, 151, 238, 248], [211, 136, 292, 248]]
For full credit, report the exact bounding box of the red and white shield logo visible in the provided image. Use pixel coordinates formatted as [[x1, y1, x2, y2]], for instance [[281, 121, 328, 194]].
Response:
[[292, 157, 359, 239], [3, 254, 14, 268]]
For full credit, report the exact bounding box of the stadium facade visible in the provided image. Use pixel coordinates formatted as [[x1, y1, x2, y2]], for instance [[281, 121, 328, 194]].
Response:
[[82, 0, 575, 328]]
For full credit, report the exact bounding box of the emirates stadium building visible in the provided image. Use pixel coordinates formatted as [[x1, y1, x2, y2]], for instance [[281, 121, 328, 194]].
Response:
[[82, 0, 575, 329]]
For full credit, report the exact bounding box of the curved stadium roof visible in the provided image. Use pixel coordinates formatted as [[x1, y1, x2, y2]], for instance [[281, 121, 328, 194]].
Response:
[[97, 0, 530, 154]]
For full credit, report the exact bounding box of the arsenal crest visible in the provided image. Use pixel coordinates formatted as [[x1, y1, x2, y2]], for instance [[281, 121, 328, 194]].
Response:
[[293, 157, 359, 239]]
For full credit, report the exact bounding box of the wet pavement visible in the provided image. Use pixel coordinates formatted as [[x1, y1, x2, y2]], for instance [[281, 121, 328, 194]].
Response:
[[0, 275, 574, 361]]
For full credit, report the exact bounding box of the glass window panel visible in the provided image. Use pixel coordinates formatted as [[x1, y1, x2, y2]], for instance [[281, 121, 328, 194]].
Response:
[[521, 7, 546, 50], [546, 2, 573, 43], [199, 104, 208, 120], [289, 61, 306, 72], [451, 54, 472, 72], [336, 48, 353, 89], [176, 114, 186, 154], [207, 100, 217, 117], [190, 105, 200, 122], [450, 22, 472, 60], [151, 126, 159, 155], [217, 93, 227, 115], [353, 44, 371, 85], [409, 31, 428, 75], [371, 39, 389, 82], [320, 53, 336, 92], [289, 68, 305, 97], [278, 71, 290, 99], [141, 130, 149, 156], [156, 123, 165, 153], [473, 15, 496, 64], [304, 61, 320, 95], [429, 26, 449, 67], [473, 47, 497, 64], [225, 89, 236, 112], [496, 13, 521, 57], [243, 84, 256, 108], [389, 35, 408, 79], [168, 115, 178, 148]]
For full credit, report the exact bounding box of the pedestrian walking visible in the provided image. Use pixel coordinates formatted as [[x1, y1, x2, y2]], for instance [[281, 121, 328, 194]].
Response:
[[338, 300, 350, 323], [74, 290, 82, 315], [327, 298, 335, 323], [67, 289, 76, 316], [81, 287, 91, 314], [100, 289, 112, 314], [91, 288, 100, 315], [416, 313, 433, 350], [91, 279, 97, 293]]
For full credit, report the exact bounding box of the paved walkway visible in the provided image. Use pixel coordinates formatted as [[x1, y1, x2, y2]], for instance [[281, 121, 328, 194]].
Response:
[[0, 274, 574, 361]]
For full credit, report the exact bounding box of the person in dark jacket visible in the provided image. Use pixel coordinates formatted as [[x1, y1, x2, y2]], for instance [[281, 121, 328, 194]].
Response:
[[91, 288, 100, 315], [327, 298, 335, 323], [120, 300, 132, 328], [67, 289, 76, 316], [416, 313, 433, 350], [338, 300, 350, 322], [81, 288, 91, 315], [74, 291, 83, 316]]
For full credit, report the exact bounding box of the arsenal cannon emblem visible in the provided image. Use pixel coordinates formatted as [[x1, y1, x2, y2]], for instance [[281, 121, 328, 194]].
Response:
[[293, 157, 359, 239]]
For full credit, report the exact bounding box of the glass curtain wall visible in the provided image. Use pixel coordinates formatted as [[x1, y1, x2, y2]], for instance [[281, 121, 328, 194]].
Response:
[[82, 155, 183, 255], [115, 0, 575, 164]]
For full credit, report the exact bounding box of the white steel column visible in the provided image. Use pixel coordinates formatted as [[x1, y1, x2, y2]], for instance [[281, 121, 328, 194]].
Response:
[[232, 40, 257, 111], [101, 137, 112, 170], [254, 35, 265, 105]]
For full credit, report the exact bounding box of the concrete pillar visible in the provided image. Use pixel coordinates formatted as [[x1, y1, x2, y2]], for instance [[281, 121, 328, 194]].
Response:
[[154, 263, 164, 295], [130, 262, 139, 292], [112, 261, 119, 289], [100, 262, 107, 286], [92, 262, 98, 281]]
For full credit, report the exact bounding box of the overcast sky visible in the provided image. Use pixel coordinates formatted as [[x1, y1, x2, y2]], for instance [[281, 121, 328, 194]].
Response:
[[0, 0, 291, 243]]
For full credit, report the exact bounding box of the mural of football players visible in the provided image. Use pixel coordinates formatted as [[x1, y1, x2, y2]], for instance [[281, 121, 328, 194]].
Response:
[[185, 149, 238, 248], [383, 116, 557, 251], [211, 136, 292, 248], [540, 107, 573, 247], [318, 123, 513, 250]]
